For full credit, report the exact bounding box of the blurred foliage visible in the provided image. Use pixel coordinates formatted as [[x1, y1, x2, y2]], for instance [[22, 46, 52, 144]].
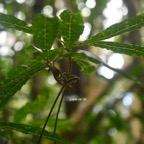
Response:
[[0, 0, 144, 144]]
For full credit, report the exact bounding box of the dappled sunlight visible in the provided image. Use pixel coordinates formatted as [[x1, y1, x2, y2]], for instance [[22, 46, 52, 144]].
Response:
[[0, 3, 4, 13], [81, 7, 91, 17], [14, 41, 24, 51], [97, 0, 127, 79], [85, 0, 96, 9], [122, 92, 134, 107], [77, 2, 85, 11], [42, 5, 53, 17], [0, 31, 16, 56], [0, 46, 14, 56], [0, 31, 7, 45], [98, 53, 124, 79], [15, 11, 26, 20], [77, 0, 96, 17], [47, 75, 57, 85], [16, 0, 25, 4], [103, 0, 127, 28], [55, 0, 65, 10], [108, 53, 124, 69], [98, 66, 114, 79]]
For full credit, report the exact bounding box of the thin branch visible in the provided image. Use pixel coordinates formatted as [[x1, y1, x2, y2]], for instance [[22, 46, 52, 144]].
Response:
[[68, 57, 72, 75], [38, 85, 65, 144], [54, 87, 67, 144]]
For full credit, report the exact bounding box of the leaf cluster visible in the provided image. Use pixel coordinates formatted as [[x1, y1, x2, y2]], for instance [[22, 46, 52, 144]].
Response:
[[1, 10, 144, 142]]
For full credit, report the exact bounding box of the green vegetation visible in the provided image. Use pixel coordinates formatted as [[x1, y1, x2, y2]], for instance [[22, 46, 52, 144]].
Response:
[[0, 1, 144, 144]]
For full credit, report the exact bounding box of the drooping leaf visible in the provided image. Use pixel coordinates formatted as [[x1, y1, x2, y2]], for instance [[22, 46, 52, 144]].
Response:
[[32, 14, 59, 52], [89, 41, 144, 57], [59, 10, 84, 49], [89, 13, 144, 41], [77, 50, 143, 86], [0, 13, 32, 33], [0, 122, 65, 143], [0, 56, 46, 110]]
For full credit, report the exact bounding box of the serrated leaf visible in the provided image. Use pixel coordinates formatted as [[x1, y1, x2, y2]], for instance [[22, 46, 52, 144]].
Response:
[[59, 10, 84, 49], [89, 13, 144, 41], [32, 15, 59, 52], [0, 56, 46, 109], [90, 41, 144, 57], [0, 122, 65, 143], [0, 13, 32, 33]]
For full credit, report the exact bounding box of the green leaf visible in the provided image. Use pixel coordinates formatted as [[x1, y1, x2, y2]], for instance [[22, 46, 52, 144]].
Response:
[[77, 50, 143, 86], [89, 13, 144, 41], [0, 56, 46, 110], [89, 41, 144, 57], [46, 48, 64, 61], [0, 122, 65, 143], [59, 10, 84, 49], [0, 13, 32, 33], [32, 14, 59, 52], [72, 52, 95, 74]]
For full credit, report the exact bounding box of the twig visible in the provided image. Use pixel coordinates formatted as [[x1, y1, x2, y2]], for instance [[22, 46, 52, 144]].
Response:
[[38, 85, 65, 144], [53, 87, 67, 144]]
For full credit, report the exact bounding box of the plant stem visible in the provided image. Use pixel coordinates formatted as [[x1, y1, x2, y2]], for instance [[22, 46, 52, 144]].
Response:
[[68, 57, 72, 75], [38, 85, 65, 144], [53, 87, 67, 144]]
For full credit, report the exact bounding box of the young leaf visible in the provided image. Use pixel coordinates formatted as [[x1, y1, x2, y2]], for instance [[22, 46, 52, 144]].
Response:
[[0, 13, 32, 33], [89, 13, 144, 41], [71, 52, 95, 74], [89, 41, 144, 57], [46, 48, 64, 62], [32, 14, 59, 52], [0, 56, 46, 110], [0, 122, 65, 143], [59, 10, 84, 49]]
